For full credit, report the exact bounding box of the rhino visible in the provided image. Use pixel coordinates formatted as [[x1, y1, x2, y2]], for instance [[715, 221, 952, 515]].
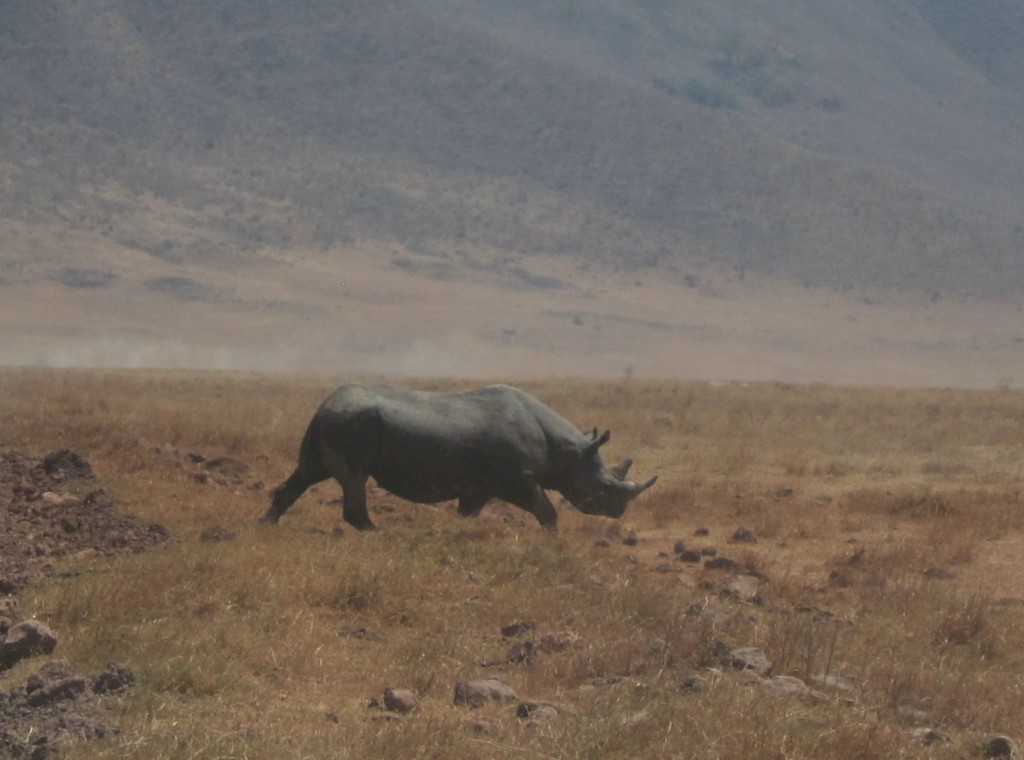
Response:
[[261, 383, 656, 530]]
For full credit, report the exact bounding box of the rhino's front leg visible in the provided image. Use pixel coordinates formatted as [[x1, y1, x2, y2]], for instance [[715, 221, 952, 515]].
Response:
[[512, 472, 558, 530]]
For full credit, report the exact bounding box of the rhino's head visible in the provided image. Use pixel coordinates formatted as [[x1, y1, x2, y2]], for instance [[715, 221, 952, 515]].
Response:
[[562, 430, 657, 518]]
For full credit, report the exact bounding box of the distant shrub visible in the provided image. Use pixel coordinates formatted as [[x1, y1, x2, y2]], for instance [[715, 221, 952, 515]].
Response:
[[683, 79, 740, 110], [53, 268, 116, 289], [144, 276, 218, 302]]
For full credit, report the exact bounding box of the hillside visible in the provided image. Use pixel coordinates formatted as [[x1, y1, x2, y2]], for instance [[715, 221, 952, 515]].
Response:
[[1, 0, 1023, 384]]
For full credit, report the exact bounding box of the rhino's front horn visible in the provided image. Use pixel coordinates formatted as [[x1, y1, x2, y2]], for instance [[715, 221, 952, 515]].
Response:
[[628, 475, 658, 497]]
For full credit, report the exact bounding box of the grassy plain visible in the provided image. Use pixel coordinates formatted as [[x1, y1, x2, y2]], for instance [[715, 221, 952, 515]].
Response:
[[2, 369, 1024, 758]]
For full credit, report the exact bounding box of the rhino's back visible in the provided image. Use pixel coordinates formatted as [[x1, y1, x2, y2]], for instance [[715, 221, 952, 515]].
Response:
[[315, 384, 558, 456], [313, 384, 555, 501]]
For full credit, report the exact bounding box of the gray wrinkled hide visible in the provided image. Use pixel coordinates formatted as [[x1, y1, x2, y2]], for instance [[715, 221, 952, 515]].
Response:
[[261, 384, 656, 530]]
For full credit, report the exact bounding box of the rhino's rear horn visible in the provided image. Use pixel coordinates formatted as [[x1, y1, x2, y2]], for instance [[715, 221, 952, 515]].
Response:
[[610, 458, 633, 480]]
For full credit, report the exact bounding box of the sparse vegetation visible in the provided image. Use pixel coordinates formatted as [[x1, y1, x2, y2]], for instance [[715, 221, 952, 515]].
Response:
[[2, 369, 1024, 758]]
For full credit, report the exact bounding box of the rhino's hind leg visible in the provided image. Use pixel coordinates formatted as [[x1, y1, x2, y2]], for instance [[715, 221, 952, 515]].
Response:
[[338, 468, 375, 531], [457, 494, 489, 518], [261, 467, 325, 524]]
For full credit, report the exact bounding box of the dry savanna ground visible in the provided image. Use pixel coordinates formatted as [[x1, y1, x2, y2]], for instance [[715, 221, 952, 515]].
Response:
[[1, 368, 1024, 758]]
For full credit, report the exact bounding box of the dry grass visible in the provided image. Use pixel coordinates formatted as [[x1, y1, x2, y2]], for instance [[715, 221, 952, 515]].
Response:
[[2, 369, 1024, 758]]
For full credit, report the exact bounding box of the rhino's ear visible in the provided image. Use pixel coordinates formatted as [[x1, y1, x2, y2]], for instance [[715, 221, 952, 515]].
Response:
[[583, 430, 610, 458], [610, 458, 633, 480], [583, 427, 599, 441]]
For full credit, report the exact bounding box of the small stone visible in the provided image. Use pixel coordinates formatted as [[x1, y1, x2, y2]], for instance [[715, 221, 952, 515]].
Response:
[[501, 620, 536, 638], [516, 700, 576, 723], [694, 527, 710, 536], [723, 574, 763, 603], [680, 675, 704, 693], [729, 647, 772, 675], [506, 640, 538, 664], [622, 531, 638, 547], [673, 539, 688, 555], [731, 527, 757, 544], [453, 678, 518, 708], [92, 662, 134, 694], [383, 687, 421, 714], [676, 549, 703, 563], [982, 735, 1017, 758], [909, 727, 951, 746]]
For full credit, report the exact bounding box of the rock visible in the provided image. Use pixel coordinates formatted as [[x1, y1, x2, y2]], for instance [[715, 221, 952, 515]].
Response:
[[453, 678, 518, 708], [92, 662, 134, 694], [41, 450, 94, 480], [506, 640, 538, 664], [729, 647, 772, 675], [982, 735, 1017, 758], [501, 620, 536, 638], [41, 491, 76, 507], [909, 727, 951, 746], [465, 718, 492, 734], [622, 531, 638, 546], [704, 556, 737, 571], [27, 675, 89, 707], [516, 701, 576, 724], [723, 574, 763, 604], [923, 567, 955, 581], [676, 549, 703, 563], [673, 539, 688, 555], [383, 687, 421, 714], [58, 712, 113, 740], [731, 527, 757, 544], [0, 620, 58, 670], [679, 675, 704, 693]]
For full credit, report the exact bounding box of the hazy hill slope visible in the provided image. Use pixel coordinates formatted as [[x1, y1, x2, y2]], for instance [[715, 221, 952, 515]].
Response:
[[1, 0, 1023, 298]]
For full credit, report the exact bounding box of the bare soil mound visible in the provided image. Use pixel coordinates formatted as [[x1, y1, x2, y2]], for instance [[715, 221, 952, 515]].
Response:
[[0, 446, 171, 594]]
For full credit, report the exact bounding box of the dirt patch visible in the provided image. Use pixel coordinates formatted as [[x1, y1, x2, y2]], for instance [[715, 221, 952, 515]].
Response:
[[0, 445, 171, 595], [0, 659, 134, 759], [1, 445, 169, 756]]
